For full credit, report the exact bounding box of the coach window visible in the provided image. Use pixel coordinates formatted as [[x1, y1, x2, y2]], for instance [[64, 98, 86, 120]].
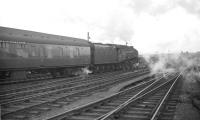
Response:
[[73, 47, 79, 57], [39, 47, 46, 57], [0, 41, 3, 48], [22, 44, 25, 48], [4, 42, 9, 48], [77, 48, 80, 56], [20, 44, 24, 48], [59, 47, 63, 57], [24, 44, 27, 48], [16, 43, 21, 49], [0, 42, 7, 48], [31, 45, 37, 57]]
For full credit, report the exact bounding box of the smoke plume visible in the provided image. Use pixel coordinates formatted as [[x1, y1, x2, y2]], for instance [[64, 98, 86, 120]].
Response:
[[143, 52, 200, 73], [143, 52, 200, 84]]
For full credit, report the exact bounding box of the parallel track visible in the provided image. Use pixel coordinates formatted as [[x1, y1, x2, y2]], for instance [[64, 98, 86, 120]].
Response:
[[0, 71, 124, 93], [0, 71, 126, 104], [99, 73, 181, 120], [44, 73, 177, 120], [150, 75, 182, 120], [0, 71, 120, 85], [1, 70, 149, 120]]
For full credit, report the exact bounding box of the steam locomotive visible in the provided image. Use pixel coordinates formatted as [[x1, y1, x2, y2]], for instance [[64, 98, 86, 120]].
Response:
[[0, 27, 139, 80]]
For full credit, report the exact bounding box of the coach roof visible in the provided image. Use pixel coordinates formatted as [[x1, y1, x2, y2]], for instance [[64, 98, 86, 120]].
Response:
[[0, 26, 91, 46]]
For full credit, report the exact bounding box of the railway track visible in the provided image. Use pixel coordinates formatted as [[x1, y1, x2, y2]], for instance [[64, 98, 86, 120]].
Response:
[[0, 70, 118, 85], [150, 75, 182, 120], [99, 73, 181, 120], [0, 71, 127, 104], [1, 70, 149, 120], [0, 69, 147, 85], [40, 73, 179, 120], [0, 71, 124, 92], [0, 73, 52, 85]]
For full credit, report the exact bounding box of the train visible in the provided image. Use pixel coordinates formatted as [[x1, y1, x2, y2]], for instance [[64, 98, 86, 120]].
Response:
[[0, 26, 139, 80]]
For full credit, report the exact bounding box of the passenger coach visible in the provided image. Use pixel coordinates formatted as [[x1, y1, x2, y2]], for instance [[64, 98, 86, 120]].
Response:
[[0, 27, 91, 79]]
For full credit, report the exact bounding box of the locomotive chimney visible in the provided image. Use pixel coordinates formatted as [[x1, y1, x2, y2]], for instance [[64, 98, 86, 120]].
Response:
[[87, 32, 90, 41], [126, 41, 128, 46]]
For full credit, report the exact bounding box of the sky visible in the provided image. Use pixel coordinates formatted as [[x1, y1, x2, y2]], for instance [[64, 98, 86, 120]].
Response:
[[0, 0, 200, 54]]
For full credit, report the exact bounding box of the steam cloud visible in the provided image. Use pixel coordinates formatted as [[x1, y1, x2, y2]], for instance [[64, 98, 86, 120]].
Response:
[[75, 67, 92, 79], [81, 67, 92, 75], [143, 52, 200, 82]]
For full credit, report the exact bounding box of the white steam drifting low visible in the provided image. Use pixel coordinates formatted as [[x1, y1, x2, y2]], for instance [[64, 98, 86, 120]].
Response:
[[74, 67, 92, 79], [143, 52, 200, 82], [81, 67, 93, 75]]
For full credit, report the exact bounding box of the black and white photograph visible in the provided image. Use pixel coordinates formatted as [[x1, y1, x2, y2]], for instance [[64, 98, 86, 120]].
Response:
[[0, 0, 200, 120]]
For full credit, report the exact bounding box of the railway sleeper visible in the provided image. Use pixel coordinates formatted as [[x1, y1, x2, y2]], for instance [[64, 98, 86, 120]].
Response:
[[158, 115, 174, 120], [119, 114, 148, 120], [11, 114, 28, 119], [55, 101, 70, 105], [69, 115, 97, 120], [28, 110, 41, 115], [134, 104, 156, 109], [125, 110, 151, 115], [48, 103, 63, 108], [81, 112, 102, 117], [36, 107, 51, 111]]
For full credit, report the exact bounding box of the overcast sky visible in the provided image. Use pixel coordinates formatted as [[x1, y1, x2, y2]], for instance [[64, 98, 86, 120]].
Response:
[[0, 0, 200, 54]]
